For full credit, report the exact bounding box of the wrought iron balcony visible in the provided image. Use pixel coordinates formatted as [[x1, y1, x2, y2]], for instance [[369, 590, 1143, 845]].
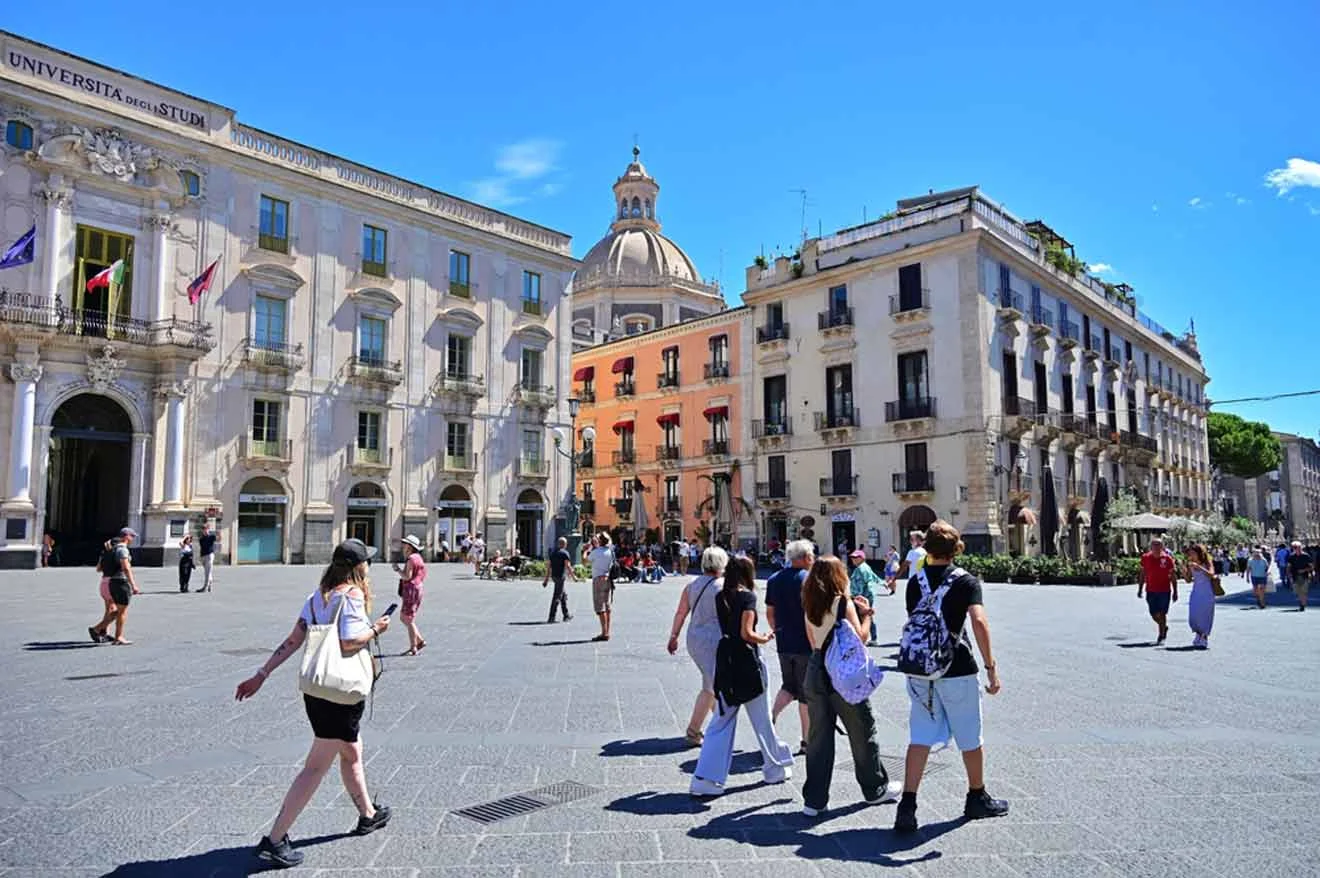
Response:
[[885, 397, 936, 422], [704, 362, 731, 380], [348, 354, 404, 387], [703, 438, 730, 458], [612, 498, 633, 516], [612, 449, 636, 466], [435, 370, 486, 398], [1029, 306, 1054, 330], [890, 289, 930, 314], [655, 445, 682, 464], [752, 419, 792, 438], [440, 452, 477, 473], [755, 481, 791, 500], [577, 387, 596, 404], [757, 322, 790, 343], [820, 475, 859, 498], [1060, 320, 1081, 345], [0, 291, 216, 355], [997, 290, 1024, 313], [517, 457, 549, 480], [578, 498, 596, 515], [892, 471, 935, 494], [814, 408, 858, 430], [818, 307, 854, 330], [241, 435, 292, 464], [243, 337, 305, 373], [614, 378, 636, 398], [664, 497, 682, 515], [656, 371, 681, 390]]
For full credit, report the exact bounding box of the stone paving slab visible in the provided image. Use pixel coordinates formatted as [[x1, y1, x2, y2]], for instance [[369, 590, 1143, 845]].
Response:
[[1, 565, 1318, 877]]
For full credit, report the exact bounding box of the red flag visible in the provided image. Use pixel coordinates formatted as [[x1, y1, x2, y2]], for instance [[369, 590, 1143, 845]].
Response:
[[187, 259, 218, 305]]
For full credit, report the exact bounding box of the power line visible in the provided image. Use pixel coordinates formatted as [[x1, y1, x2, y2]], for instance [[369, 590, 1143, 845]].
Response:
[[1209, 389, 1320, 406]]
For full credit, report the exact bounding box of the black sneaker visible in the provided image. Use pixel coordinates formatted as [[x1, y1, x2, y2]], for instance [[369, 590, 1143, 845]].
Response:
[[354, 803, 391, 836], [964, 789, 1009, 820], [255, 835, 304, 868], [894, 798, 918, 833]]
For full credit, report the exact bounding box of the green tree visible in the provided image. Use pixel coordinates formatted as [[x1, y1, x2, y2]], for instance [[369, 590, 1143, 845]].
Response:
[[1100, 486, 1141, 548], [1207, 412, 1282, 478]]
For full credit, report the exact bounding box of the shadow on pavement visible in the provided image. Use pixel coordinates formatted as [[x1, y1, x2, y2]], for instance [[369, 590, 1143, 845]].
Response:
[[23, 640, 100, 651], [103, 833, 353, 876], [529, 638, 598, 647], [507, 620, 553, 626], [1163, 645, 1204, 652], [601, 737, 695, 758], [679, 751, 763, 776], [1115, 641, 1158, 648]]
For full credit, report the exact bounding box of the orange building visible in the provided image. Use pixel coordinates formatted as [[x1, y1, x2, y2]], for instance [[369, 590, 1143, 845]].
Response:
[[570, 308, 753, 546]]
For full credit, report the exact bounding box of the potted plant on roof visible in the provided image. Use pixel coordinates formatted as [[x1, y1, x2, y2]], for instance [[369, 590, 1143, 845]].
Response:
[[754, 254, 768, 270]]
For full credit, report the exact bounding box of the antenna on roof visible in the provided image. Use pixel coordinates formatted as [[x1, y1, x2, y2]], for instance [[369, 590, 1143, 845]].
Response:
[[789, 188, 808, 247]]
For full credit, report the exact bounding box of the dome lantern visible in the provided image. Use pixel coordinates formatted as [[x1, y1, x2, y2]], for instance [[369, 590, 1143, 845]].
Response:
[[611, 145, 660, 231]]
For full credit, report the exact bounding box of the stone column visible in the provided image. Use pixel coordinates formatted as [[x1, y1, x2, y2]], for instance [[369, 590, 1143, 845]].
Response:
[[38, 182, 71, 304], [6, 362, 42, 503], [147, 211, 175, 323], [155, 381, 189, 506]]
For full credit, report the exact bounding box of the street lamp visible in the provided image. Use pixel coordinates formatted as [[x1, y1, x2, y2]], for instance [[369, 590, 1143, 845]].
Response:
[[551, 397, 593, 562]]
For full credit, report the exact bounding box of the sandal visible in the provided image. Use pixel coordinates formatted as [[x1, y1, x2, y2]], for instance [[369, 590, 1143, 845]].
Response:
[[684, 728, 704, 747], [111, 639, 133, 645], [415, 640, 426, 652], [403, 648, 418, 656]]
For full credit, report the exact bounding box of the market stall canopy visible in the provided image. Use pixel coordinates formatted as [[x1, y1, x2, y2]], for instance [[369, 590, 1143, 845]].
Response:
[[1108, 512, 1173, 531]]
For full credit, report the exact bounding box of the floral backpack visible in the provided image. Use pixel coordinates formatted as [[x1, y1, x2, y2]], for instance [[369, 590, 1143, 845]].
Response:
[[897, 565, 968, 680], [822, 597, 886, 704]]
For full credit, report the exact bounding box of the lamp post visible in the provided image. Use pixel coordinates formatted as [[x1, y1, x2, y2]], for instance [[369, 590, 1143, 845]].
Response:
[[551, 397, 594, 563]]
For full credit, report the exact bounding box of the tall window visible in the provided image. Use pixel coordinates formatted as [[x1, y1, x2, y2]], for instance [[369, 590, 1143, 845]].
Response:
[[251, 400, 282, 456], [446, 334, 471, 377], [253, 295, 287, 348], [73, 224, 133, 321], [1034, 360, 1048, 412], [621, 479, 634, 501], [998, 264, 1011, 301], [709, 334, 729, 366], [357, 411, 382, 463], [766, 302, 784, 329], [831, 448, 852, 490], [362, 224, 387, 276], [522, 271, 542, 315], [898, 263, 924, 311], [662, 347, 680, 382], [1126, 390, 1138, 435], [1082, 314, 1092, 351], [358, 316, 386, 365], [898, 351, 928, 404], [619, 425, 636, 457], [828, 284, 848, 317], [449, 250, 471, 297], [522, 429, 542, 464], [5, 120, 33, 150], [259, 195, 289, 253], [1086, 384, 1097, 426], [1106, 389, 1118, 432], [905, 442, 929, 484], [767, 455, 787, 493], [661, 418, 679, 450], [826, 365, 853, 422], [520, 348, 542, 389], [446, 422, 469, 461], [763, 375, 787, 429], [1002, 351, 1018, 402], [665, 476, 679, 505], [1061, 373, 1074, 415]]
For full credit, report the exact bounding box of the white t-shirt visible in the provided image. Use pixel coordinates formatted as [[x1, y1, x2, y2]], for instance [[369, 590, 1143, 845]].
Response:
[[904, 547, 927, 570], [588, 546, 615, 578], [299, 588, 372, 640]]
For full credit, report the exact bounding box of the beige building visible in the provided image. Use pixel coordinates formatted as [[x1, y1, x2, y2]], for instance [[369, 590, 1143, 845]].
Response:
[[0, 31, 577, 568], [742, 186, 1211, 557], [1232, 433, 1320, 543], [569, 148, 723, 346]]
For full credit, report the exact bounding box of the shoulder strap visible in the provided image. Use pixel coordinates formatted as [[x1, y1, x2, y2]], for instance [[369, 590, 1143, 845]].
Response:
[[693, 576, 714, 609]]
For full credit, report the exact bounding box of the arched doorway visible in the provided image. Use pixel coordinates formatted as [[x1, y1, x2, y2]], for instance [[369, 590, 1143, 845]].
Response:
[[897, 504, 937, 542], [435, 485, 473, 559], [515, 488, 545, 558], [237, 476, 286, 564], [346, 482, 387, 556], [45, 394, 133, 565]]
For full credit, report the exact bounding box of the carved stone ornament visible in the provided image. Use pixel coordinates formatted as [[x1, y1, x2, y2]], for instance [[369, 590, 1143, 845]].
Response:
[[75, 127, 159, 184], [154, 380, 191, 399], [8, 363, 43, 384], [86, 344, 126, 391], [37, 186, 73, 211]]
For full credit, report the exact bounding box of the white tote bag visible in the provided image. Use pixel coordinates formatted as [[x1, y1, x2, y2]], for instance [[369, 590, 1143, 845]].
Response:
[[298, 594, 374, 705]]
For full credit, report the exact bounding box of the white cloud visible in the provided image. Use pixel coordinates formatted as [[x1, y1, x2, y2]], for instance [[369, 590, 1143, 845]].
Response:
[[1187, 196, 1208, 209], [1090, 262, 1114, 274], [1264, 157, 1320, 195], [1151, 203, 1160, 213], [469, 138, 565, 207], [1226, 191, 1249, 206], [1309, 203, 1320, 217]]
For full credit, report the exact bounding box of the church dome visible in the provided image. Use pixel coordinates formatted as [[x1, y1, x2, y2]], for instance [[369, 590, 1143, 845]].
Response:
[[572, 147, 712, 294]]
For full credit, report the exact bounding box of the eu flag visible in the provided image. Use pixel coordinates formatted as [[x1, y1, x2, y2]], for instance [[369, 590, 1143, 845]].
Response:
[[0, 226, 35, 271]]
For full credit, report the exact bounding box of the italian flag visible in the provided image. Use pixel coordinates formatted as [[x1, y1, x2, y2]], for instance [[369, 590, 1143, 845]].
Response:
[[86, 259, 125, 292]]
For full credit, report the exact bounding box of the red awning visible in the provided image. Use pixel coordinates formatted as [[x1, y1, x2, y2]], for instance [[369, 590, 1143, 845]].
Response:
[[656, 412, 680, 426], [573, 365, 594, 381], [612, 419, 634, 433], [611, 356, 634, 374], [661, 345, 679, 355], [703, 405, 729, 419]]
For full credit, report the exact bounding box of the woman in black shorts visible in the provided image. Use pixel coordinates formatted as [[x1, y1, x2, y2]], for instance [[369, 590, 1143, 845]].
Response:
[[234, 539, 393, 869]]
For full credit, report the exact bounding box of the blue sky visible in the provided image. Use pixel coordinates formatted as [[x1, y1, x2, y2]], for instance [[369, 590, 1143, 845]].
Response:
[[8, 1, 1317, 437]]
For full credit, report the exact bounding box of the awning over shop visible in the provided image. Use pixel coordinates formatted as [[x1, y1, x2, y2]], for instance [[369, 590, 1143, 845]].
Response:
[[573, 365, 594, 381], [612, 419, 634, 433], [611, 356, 634, 374], [656, 412, 680, 426], [703, 405, 729, 419]]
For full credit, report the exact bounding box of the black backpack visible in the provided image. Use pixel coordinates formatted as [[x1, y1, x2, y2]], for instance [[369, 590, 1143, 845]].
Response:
[[100, 545, 124, 580], [711, 592, 764, 713]]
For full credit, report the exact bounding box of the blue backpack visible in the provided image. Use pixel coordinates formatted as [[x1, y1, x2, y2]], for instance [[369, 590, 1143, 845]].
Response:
[[821, 596, 885, 704]]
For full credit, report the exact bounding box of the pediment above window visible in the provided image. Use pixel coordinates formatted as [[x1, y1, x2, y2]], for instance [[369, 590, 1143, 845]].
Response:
[[243, 263, 305, 295], [349, 286, 402, 313], [513, 323, 553, 346], [438, 307, 484, 332]]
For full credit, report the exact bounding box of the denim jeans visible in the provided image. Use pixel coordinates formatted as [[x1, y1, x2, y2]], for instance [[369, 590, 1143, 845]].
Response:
[[802, 650, 888, 810], [693, 651, 795, 785]]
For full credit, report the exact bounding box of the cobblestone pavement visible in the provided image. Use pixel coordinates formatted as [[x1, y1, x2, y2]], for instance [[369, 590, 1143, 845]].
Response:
[[1, 563, 1317, 877]]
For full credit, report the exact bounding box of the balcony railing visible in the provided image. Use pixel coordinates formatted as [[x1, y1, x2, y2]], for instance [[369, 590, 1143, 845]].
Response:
[[1105, 346, 1123, 364], [515, 382, 555, 408], [448, 280, 471, 298], [818, 307, 854, 330], [820, 475, 859, 498], [348, 354, 404, 386], [0, 292, 217, 353], [348, 443, 393, 471], [614, 378, 636, 398], [664, 497, 682, 515], [655, 445, 682, 464], [1030, 306, 1054, 329], [578, 498, 596, 515], [656, 371, 681, 389], [757, 323, 790, 343], [1067, 480, 1092, 499], [612, 449, 636, 466], [703, 438, 730, 457], [435, 370, 486, 398], [258, 232, 289, 254], [577, 387, 596, 404], [1004, 396, 1037, 419], [521, 297, 543, 316], [755, 481, 791, 500], [243, 337, 306, 372], [752, 419, 792, 438], [892, 471, 935, 493], [578, 451, 595, 470], [1061, 413, 1096, 438], [814, 408, 858, 430], [1088, 335, 1104, 354], [704, 362, 731, 380], [885, 396, 936, 422], [242, 435, 292, 462], [890, 289, 930, 314], [998, 290, 1024, 312], [361, 259, 387, 278], [518, 457, 549, 479], [440, 452, 476, 472], [612, 498, 633, 516], [1060, 320, 1080, 343]]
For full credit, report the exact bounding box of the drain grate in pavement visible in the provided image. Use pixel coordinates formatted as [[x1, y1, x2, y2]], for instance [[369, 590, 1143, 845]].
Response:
[[220, 648, 273, 657], [451, 781, 600, 825]]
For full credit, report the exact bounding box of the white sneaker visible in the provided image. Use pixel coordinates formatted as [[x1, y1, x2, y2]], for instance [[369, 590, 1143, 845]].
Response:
[[689, 777, 725, 797], [865, 781, 903, 805], [763, 765, 793, 785], [802, 805, 822, 818]]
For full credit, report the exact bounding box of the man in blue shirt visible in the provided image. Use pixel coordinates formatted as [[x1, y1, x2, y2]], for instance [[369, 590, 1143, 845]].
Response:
[[765, 539, 815, 754]]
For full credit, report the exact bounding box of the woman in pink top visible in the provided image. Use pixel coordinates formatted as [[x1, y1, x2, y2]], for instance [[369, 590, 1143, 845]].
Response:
[[394, 535, 427, 655]]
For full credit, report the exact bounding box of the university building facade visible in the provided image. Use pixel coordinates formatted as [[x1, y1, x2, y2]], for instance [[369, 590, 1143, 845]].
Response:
[[0, 32, 577, 568]]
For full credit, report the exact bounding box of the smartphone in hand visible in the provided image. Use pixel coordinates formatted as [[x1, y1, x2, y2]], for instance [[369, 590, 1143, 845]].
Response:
[[383, 603, 399, 617]]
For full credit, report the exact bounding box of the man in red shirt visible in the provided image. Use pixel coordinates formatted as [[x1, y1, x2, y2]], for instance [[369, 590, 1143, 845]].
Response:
[[1138, 537, 1179, 644]]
